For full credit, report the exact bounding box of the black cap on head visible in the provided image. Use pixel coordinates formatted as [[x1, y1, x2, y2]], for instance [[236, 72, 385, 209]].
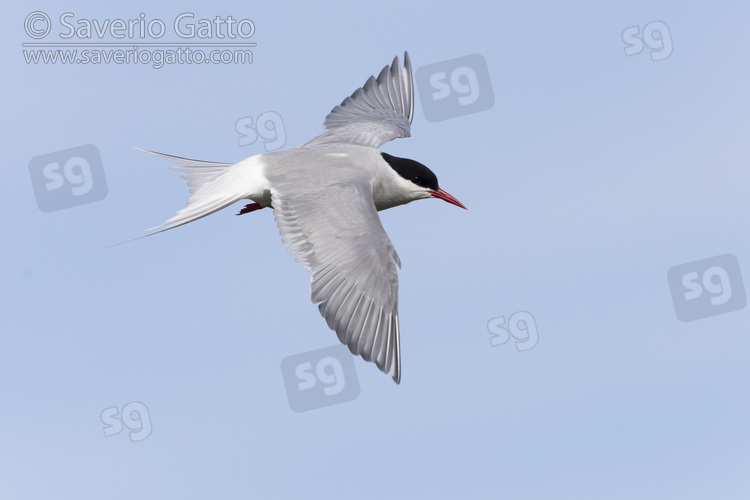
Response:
[[381, 152, 439, 191]]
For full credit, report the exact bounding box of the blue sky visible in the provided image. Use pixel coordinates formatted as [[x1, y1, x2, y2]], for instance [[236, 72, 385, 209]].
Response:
[[3, 1, 749, 498]]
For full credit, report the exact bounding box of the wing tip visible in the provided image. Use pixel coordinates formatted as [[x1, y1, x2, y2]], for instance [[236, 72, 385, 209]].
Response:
[[390, 316, 401, 383], [402, 51, 414, 123]]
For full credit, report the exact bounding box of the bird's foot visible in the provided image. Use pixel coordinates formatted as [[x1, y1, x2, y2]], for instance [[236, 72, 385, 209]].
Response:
[[237, 203, 263, 216]]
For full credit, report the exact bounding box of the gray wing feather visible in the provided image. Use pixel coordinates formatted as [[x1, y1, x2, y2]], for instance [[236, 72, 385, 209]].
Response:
[[270, 176, 402, 382], [303, 52, 414, 149]]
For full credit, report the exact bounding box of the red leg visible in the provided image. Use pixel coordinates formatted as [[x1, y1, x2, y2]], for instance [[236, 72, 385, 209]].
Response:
[[237, 203, 263, 216]]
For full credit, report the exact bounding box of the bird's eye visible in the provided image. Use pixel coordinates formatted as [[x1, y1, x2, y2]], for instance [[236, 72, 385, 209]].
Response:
[[413, 176, 422, 184]]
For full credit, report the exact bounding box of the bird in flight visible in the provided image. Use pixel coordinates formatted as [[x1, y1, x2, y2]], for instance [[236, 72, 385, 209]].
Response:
[[137, 52, 466, 383]]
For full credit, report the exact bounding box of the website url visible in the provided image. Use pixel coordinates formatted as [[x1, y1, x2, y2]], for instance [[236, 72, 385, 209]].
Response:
[[23, 47, 253, 69]]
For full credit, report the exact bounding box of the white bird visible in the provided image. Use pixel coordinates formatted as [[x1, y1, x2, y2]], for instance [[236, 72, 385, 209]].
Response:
[[137, 52, 466, 383]]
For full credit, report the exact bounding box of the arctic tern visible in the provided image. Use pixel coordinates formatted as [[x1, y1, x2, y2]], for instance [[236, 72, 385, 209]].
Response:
[[138, 52, 466, 383]]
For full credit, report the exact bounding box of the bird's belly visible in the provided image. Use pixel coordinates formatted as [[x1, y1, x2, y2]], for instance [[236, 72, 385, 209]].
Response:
[[231, 155, 273, 207]]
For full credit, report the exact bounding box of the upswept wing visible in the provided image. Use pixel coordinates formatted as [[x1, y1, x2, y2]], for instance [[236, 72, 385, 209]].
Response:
[[303, 52, 414, 149]]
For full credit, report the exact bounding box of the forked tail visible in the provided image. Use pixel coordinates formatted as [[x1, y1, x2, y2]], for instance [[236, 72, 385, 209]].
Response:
[[135, 148, 247, 236]]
